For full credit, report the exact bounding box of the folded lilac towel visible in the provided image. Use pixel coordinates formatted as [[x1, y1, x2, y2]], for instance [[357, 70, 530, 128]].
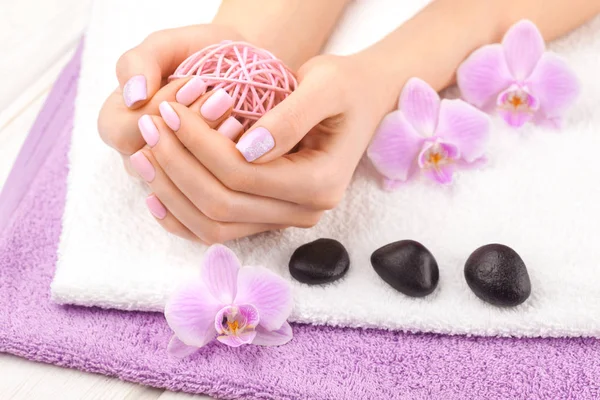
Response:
[[1, 47, 599, 400]]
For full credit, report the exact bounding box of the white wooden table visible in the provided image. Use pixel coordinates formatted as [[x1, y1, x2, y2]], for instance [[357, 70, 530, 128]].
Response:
[[0, 1, 211, 398]]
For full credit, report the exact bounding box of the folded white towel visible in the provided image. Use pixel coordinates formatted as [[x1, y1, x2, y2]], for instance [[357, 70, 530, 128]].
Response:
[[53, 0, 600, 338]]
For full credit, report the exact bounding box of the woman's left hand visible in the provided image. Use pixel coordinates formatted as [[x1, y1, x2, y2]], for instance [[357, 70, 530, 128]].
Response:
[[133, 54, 391, 243]]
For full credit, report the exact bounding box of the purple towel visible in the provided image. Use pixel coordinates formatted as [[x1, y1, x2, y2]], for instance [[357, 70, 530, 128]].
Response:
[[1, 47, 599, 400]]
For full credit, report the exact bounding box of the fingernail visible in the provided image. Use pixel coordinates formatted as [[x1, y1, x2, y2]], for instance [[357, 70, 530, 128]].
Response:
[[159, 101, 180, 131], [146, 194, 167, 219], [130, 151, 155, 182], [200, 89, 234, 121], [235, 127, 275, 162], [176, 77, 207, 106], [138, 115, 160, 147], [217, 116, 244, 140], [123, 75, 147, 107]]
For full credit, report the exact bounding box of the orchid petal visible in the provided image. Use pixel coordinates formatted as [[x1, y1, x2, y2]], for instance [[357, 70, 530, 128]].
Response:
[[201, 244, 241, 304], [435, 99, 490, 162], [167, 336, 199, 358], [252, 322, 294, 346], [217, 330, 257, 347], [533, 114, 564, 130], [417, 142, 435, 168], [457, 44, 513, 109], [502, 20, 545, 80], [234, 267, 292, 331], [238, 304, 261, 328], [497, 107, 535, 128], [382, 178, 405, 191], [164, 280, 220, 348], [439, 142, 460, 160], [399, 77, 441, 135], [367, 110, 425, 182], [528, 52, 580, 119], [457, 155, 489, 169], [423, 164, 455, 185]]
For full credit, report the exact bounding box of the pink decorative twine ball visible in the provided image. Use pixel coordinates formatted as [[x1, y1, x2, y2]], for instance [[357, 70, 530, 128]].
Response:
[[169, 41, 297, 130]]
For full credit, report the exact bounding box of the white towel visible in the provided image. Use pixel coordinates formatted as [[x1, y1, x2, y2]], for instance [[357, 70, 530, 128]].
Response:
[[53, 0, 600, 338]]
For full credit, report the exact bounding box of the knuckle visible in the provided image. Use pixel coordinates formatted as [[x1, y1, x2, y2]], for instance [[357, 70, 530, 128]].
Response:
[[115, 47, 138, 74], [121, 155, 139, 179], [221, 166, 252, 192], [118, 137, 144, 156], [163, 222, 183, 236], [305, 172, 344, 210], [312, 191, 343, 211], [280, 101, 307, 136], [203, 196, 234, 222], [171, 125, 194, 148], [142, 30, 167, 46], [201, 223, 225, 245], [97, 100, 119, 147], [299, 55, 348, 113], [295, 212, 324, 229], [156, 151, 175, 175], [98, 97, 141, 155]]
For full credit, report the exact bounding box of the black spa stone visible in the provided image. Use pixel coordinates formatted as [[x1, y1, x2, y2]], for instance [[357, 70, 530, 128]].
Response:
[[370, 240, 439, 297], [464, 244, 531, 307], [289, 239, 350, 285]]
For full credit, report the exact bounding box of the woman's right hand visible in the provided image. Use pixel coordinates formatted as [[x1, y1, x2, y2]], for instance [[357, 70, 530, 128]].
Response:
[[97, 24, 243, 175]]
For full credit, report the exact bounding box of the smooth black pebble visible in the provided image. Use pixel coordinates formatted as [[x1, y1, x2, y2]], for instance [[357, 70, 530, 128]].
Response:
[[289, 239, 350, 285], [464, 244, 531, 307], [370, 240, 439, 297]]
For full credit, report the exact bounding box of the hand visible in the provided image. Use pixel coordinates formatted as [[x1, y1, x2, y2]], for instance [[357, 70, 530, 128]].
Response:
[[132, 54, 390, 243], [97, 24, 243, 174], [130, 89, 323, 244]]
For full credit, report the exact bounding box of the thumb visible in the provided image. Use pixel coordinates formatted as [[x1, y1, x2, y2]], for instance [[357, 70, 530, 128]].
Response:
[[116, 25, 241, 109], [235, 81, 336, 163]]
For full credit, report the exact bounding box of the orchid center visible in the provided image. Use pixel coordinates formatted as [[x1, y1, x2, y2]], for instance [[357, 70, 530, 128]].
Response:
[[217, 306, 255, 336], [419, 141, 458, 171], [496, 84, 540, 128], [416, 139, 461, 185], [214, 304, 260, 346]]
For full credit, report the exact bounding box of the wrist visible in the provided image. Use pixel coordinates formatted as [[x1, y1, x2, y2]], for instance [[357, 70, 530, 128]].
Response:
[[213, 0, 350, 70], [355, 0, 501, 113]]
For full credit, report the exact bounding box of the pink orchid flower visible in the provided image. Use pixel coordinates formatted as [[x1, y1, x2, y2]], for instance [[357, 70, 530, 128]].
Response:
[[165, 244, 293, 358], [457, 20, 579, 128], [367, 78, 490, 188]]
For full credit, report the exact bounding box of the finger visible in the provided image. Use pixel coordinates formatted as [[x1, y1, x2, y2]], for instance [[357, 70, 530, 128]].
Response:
[[234, 76, 342, 163], [116, 24, 238, 109], [140, 113, 322, 227], [167, 102, 340, 208], [184, 89, 239, 132], [145, 193, 199, 242], [121, 153, 138, 178], [128, 148, 284, 244], [99, 77, 207, 155]]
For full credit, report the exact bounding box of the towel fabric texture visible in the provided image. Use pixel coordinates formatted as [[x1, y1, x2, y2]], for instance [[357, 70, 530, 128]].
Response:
[[1, 48, 600, 399], [51, 0, 600, 338]]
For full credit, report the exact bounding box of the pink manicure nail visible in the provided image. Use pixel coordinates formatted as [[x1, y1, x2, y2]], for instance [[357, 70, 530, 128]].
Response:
[[159, 102, 180, 131], [235, 127, 275, 162], [146, 194, 167, 220], [175, 77, 207, 106], [138, 115, 160, 147], [130, 151, 155, 182], [200, 89, 234, 121], [123, 75, 147, 107], [217, 116, 244, 140]]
